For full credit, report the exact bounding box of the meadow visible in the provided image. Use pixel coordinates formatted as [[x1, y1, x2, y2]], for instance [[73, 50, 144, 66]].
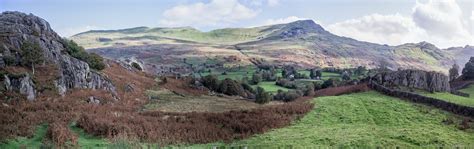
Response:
[[417, 85, 474, 107], [3, 91, 473, 148], [190, 91, 474, 148]]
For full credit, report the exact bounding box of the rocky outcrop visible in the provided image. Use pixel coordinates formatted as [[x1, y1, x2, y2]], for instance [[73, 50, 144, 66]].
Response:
[[0, 11, 117, 100], [4, 74, 35, 100], [371, 69, 450, 92]]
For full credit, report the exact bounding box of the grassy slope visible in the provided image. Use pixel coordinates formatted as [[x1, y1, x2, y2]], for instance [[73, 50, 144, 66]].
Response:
[[72, 26, 280, 49], [417, 85, 474, 107], [3, 91, 473, 148], [190, 91, 474, 148], [0, 124, 48, 148], [0, 124, 109, 148], [460, 84, 474, 97]]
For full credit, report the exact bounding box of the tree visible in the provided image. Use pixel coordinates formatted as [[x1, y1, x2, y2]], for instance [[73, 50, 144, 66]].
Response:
[[218, 79, 246, 96], [255, 87, 272, 104], [449, 63, 459, 82], [315, 70, 322, 80], [251, 73, 262, 85], [201, 75, 220, 91], [322, 78, 336, 88], [355, 66, 366, 76], [310, 69, 316, 79], [304, 84, 315, 96], [341, 71, 351, 81], [20, 42, 44, 75], [462, 57, 474, 80]]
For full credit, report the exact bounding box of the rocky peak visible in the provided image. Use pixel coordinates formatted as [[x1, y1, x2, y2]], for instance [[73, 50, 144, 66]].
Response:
[[278, 20, 328, 38], [0, 11, 118, 100]]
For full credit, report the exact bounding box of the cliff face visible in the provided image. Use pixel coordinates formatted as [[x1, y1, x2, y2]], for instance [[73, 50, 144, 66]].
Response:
[[371, 69, 451, 92], [0, 11, 117, 100]]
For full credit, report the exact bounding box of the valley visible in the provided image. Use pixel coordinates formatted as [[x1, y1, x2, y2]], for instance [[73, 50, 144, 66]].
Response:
[[1, 10, 474, 148]]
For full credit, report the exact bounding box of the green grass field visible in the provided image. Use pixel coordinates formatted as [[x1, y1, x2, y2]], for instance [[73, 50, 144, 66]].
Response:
[[0, 124, 110, 148], [417, 85, 474, 107], [0, 124, 49, 148], [3, 91, 473, 148], [460, 85, 474, 97], [189, 91, 474, 148], [253, 81, 291, 93]]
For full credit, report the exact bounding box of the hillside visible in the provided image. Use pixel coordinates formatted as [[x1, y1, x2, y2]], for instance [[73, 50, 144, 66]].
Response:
[[72, 20, 455, 73], [192, 91, 474, 147]]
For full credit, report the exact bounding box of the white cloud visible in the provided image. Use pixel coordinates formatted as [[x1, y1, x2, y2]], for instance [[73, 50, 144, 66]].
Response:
[[267, 0, 279, 7], [261, 16, 308, 26], [159, 0, 258, 28], [412, 0, 469, 38], [245, 0, 279, 7], [327, 14, 425, 46], [471, 11, 474, 20], [326, 0, 474, 48]]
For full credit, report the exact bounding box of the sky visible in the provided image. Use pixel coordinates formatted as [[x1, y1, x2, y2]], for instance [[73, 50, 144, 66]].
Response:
[[1, 0, 473, 48]]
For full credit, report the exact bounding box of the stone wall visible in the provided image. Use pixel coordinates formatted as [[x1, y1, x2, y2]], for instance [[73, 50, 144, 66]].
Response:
[[371, 69, 450, 92], [368, 80, 474, 118]]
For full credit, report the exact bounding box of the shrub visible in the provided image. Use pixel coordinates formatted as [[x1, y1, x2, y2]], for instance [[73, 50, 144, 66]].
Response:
[[3, 55, 16, 66], [310, 69, 322, 79], [273, 90, 303, 102], [255, 87, 272, 104], [201, 75, 220, 91], [251, 73, 262, 85], [87, 53, 106, 70], [354, 66, 367, 76], [63, 39, 105, 70], [131, 62, 142, 71], [322, 78, 337, 88], [276, 78, 297, 89], [341, 71, 351, 81], [304, 84, 315, 96], [218, 78, 246, 96]]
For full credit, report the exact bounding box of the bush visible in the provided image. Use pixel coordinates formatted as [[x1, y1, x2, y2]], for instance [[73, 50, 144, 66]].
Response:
[[218, 78, 246, 96], [201, 75, 220, 91], [251, 73, 262, 85], [304, 84, 315, 96], [273, 90, 302, 102], [322, 78, 337, 88], [255, 87, 272, 104], [63, 39, 105, 70], [310, 69, 322, 79], [276, 78, 297, 89], [3, 55, 16, 66], [131, 62, 142, 71], [341, 71, 351, 81], [87, 53, 105, 70]]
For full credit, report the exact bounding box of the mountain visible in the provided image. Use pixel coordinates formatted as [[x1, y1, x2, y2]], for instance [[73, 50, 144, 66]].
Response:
[[71, 20, 457, 74], [446, 45, 474, 69]]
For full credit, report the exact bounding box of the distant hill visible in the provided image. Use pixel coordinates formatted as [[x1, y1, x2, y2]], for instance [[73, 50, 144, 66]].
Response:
[[71, 20, 460, 73]]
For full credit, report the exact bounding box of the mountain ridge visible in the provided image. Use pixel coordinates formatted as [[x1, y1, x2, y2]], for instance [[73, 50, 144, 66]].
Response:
[[71, 19, 463, 74]]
